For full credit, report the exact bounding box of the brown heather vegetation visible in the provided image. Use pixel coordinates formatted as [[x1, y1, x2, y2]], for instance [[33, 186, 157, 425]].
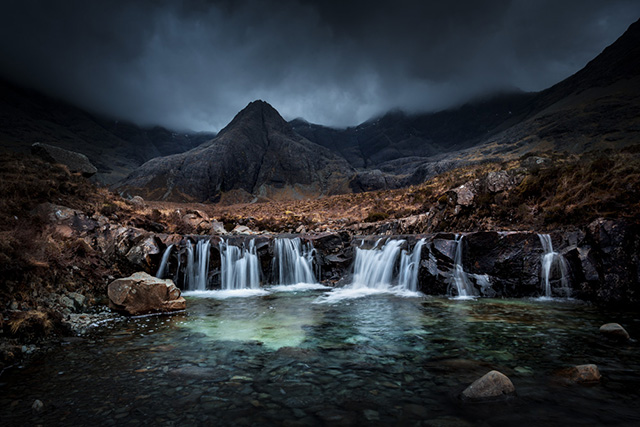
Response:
[[0, 152, 126, 315], [1, 147, 638, 313], [144, 147, 640, 233]]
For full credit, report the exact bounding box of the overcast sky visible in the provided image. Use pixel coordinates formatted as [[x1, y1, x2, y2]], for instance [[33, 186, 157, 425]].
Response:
[[0, 0, 638, 131]]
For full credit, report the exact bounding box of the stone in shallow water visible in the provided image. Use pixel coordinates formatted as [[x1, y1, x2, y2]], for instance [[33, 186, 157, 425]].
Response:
[[363, 409, 379, 421], [599, 323, 630, 341], [461, 370, 516, 400], [403, 403, 430, 418], [557, 364, 601, 384], [31, 399, 43, 413]]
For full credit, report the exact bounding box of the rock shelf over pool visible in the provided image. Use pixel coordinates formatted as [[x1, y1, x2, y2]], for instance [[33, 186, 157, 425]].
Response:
[[108, 272, 186, 315]]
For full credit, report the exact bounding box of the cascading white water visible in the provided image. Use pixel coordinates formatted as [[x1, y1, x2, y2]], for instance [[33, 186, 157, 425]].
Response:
[[220, 239, 261, 290], [398, 239, 425, 292], [451, 234, 477, 297], [155, 244, 174, 279], [185, 240, 211, 291], [538, 234, 569, 298], [351, 239, 405, 289], [273, 238, 316, 285]]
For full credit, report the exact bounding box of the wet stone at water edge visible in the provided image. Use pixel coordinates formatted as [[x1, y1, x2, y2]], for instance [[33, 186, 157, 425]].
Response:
[[461, 370, 516, 400], [599, 323, 630, 341]]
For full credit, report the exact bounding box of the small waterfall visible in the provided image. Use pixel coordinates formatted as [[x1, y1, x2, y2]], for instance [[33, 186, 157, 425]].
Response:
[[451, 234, 477, 297], [398, 239, 425, 292], [273, 238, 316, 285], [185, 240, 211, 291], [538, 234, 569, 298], [352, 239, 405, 289], [220, 239, 261, 290], [155, 244, 174, 279]]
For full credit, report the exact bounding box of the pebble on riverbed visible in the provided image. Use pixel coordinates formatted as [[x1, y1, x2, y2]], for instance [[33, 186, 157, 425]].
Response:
[[461, 370, 516, 401], [31, 399, 43, 413], [599, 323, 630, 341]]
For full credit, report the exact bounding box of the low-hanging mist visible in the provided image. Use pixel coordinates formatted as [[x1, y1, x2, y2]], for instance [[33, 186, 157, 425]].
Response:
[[1, 0, 639, 131]]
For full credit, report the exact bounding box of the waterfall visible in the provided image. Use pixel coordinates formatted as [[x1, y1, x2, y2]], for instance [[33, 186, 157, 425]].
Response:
[[538, 234, 569, 298], [398, 239, 425, 292], [351, 239, 405, 289], [451, 234, 477, 298], [185, 240, 211, 291], [273, 238, 316, 285], [155, 244, 173, 279], [220, 239, 261, 290]]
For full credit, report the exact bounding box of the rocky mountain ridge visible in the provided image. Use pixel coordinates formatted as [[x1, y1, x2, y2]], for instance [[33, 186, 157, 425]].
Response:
[[1, 19, 639, 201], [115, 101, 357, 203]]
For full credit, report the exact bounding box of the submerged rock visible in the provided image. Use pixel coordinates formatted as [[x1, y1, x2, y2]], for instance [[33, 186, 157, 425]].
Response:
[[31, 399, 44, 414], [561, 364, 602, 384], [107, 272, 186, 316], [461, 370, 516, 400], [599, 323, 630, 341]]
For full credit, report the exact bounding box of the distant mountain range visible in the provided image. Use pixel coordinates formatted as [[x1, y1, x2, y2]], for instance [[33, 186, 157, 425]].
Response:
[[0, 80, 215, 184], [1, 18, 638, 202]]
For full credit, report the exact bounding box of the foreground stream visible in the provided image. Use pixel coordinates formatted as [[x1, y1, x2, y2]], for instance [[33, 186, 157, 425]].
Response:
[[1, 288, 639, 426]]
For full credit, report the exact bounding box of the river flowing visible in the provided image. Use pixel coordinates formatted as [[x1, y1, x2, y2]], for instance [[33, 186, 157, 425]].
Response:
[[1, 291, 639, 425]]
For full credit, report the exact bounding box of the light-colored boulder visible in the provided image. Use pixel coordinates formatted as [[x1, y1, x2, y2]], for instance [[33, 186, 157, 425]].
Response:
[[452, 183, 476, 206], [108, 272, 185, 316], [599, 323, 630, 340], [461, 370, 516, 400], [232, 225, 253, 234], [211, 220, 228, 235]]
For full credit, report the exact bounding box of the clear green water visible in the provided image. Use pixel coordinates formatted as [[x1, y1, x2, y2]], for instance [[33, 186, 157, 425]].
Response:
[[1, 289, 639, 426]]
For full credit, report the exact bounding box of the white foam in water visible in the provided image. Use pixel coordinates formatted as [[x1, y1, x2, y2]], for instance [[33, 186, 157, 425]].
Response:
[[273, 238, 317, 285], [537, 233, 570, 298], [270, 283, 329, 292], [398, 238, 425, 292], [220, 239, 261, 290], [351, 239, 405, 289], [448, 295, 477, 301], [184, 240, 211, 291], [183, 289, 269, 299], [318, 239, 425, 303], [450, 234, 478, 298], [317, 287, 422, 304], [155, 244, 173, 279]]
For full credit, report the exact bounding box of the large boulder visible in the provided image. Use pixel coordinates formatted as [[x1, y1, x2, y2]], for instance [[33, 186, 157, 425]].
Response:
[[461, 370, 516, 400], [108, 272, 186, 315], [31, 142, 98, 177], [599, 323, 630, 341]]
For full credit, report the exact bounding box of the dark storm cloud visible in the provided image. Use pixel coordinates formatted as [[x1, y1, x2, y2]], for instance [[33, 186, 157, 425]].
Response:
[[0, 0, 638, 130]]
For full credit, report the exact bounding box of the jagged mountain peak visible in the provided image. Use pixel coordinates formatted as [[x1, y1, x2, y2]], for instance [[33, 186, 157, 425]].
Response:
[[217, 99, 295, 139]]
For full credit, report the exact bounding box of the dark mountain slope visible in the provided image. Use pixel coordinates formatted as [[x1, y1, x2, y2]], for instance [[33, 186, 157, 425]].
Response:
[[292, 92, 534, 169], [294, 18, 640, 176], [115, 101, 356, 203], [0, 79, 214, 183], [460, 17, 640, 159]]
